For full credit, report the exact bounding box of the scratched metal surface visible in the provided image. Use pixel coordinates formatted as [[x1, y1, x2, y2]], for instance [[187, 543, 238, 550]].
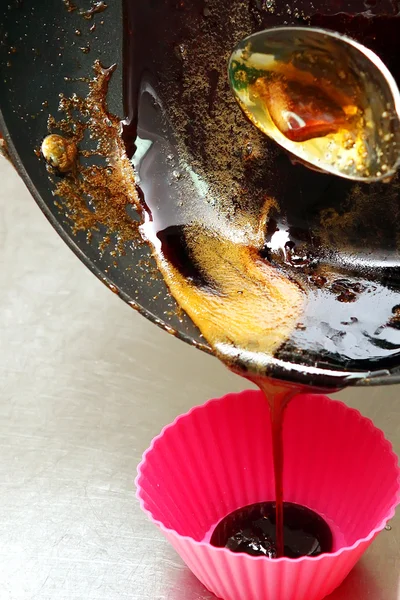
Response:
[[0, 157, 398, 600]]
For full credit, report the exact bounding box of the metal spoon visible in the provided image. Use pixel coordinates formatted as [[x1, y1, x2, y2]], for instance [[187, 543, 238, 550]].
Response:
[[228, 27, 400, 183]]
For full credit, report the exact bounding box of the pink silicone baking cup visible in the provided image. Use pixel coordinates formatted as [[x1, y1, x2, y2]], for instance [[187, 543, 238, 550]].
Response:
[[136, 390, 400, 600]]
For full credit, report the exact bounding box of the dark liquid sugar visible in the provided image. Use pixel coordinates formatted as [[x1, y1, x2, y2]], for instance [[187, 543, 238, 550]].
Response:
[[210, 502, 333, 559], [122, 0, 400, 378], [122, 0, 400, 560]]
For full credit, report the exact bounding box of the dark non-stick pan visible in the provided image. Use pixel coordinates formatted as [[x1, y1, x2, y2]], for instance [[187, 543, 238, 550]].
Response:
[[2, 0, 400, 388]]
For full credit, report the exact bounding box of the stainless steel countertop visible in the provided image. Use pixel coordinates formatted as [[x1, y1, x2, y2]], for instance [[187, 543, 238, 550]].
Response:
[[0, 157, 398, 600]]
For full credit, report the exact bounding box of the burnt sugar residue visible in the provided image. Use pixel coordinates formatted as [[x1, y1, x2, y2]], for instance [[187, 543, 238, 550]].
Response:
[[81, 1, 108, 20], [63, 0, 77, 13], [63, 0, 108, 19], [41, 134, 78, 174], [0, 134, 12, 164], [41, 61, 142, 253], [122, 0, 400, 378]]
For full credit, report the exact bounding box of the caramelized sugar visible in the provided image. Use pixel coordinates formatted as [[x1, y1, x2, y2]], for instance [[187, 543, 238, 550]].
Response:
[[118, 1, 400, 556], [259, 77, 349, 143], [211, 501, 333, 559], [122, 0, 400, 381]]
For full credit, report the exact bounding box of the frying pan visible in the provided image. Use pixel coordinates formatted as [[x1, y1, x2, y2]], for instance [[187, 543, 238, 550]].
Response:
[[1, 0, 400, 389]]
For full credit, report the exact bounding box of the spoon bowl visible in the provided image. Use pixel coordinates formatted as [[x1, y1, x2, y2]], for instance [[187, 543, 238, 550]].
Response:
[[228, 27, 400, 183]]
